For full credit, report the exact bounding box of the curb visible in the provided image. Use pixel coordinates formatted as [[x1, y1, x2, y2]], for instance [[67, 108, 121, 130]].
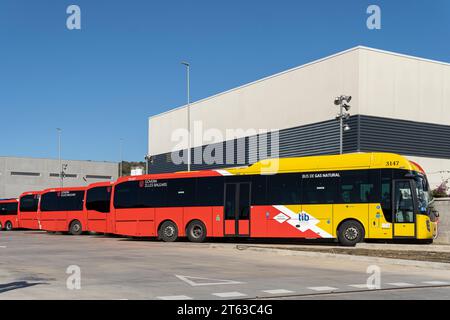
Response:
[[209, 244, 450, 270]]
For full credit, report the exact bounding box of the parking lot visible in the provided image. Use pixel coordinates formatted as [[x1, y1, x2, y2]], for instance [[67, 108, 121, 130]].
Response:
[[1, 231, 450, 300]]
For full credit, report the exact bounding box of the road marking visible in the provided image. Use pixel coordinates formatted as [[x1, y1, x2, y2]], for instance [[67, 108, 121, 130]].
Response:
[[422, 281, 450, 285], [307, 286, 338, 292], [157, 295, 193, 300], [212, 291, 247, 298], [175, 275, 243, 287], [0, 246, 6, 248], [348, 284, 370, 289], [262, 289, 294, 295], [387, 282, 415, 287]]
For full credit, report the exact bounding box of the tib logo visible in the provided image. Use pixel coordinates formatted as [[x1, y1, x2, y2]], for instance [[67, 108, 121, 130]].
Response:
[[298, 212, 310, 222]]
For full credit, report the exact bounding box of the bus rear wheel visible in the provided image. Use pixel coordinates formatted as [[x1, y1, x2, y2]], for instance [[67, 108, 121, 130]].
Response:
[[158, 221, 178, 242], [69, 220, 83, 235], [186, 220, 207, 243], [338, 220, 364, 247], [5, 221, 13, 231]]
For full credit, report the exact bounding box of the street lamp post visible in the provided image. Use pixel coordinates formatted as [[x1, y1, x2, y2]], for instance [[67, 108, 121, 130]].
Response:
[[119, 138, 123, 177], [334, 95, 352, 155], [144, 155, 150, 175], [181, 61, 191, 172], [57, 128, 63, 188]]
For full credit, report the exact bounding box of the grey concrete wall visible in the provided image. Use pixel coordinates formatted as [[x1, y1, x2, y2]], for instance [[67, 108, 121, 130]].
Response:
[[0, 157, 118, 198], [431, 198, 450, 245]]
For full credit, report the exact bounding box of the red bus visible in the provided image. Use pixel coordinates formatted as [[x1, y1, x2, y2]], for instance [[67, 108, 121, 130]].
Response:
[[38, 186, 87, 235], [85, 182, 114, 234], [111, 170, 226, 241], [0, 199, 19, 231], [17, 191, 41, 230]]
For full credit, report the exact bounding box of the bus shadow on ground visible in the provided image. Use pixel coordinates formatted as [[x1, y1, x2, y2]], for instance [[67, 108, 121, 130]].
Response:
[[114, 237, 426, 246], [116, 237, 340, 246], [0, 281, 47, 294]]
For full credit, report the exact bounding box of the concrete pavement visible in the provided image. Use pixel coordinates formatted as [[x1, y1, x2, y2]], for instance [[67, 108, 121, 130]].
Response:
[[1, 231, 450, 300]]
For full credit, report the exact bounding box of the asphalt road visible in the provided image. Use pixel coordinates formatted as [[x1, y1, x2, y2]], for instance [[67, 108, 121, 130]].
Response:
[[1, 231, 450, 300]]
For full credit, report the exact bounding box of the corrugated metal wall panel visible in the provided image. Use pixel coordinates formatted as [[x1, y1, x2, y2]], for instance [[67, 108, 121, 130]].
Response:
[[148, 117, 357, 173], [148, 114, 450, 174], [359, 115, 450, 158]]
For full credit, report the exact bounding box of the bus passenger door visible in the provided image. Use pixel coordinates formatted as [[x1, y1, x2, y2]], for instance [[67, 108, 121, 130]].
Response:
[[224, 183, 251, 237], [392, 180, 416, 238]]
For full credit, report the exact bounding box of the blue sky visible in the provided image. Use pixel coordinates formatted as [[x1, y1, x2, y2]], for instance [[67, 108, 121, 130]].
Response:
[[0, 0, 449, 162]]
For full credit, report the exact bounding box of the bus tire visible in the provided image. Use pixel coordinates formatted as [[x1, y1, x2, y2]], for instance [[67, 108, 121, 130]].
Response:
[[337, 220, 364, 247], [158, 221, 178, 242], [186, 220, 207, 243], [69, 220, 83, 236], [5, 221, 13, 231]]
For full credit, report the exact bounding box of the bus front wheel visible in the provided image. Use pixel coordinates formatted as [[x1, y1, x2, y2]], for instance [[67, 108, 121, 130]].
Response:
[[158, 221, 178, 242], [5, 221, 13, 231], [186, 220, 207, 243], [69, 220, 83, 236], [337, 220, 364, 247]]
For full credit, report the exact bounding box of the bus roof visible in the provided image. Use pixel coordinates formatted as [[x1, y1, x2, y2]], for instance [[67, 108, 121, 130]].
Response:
[[228, 152, 419, 175], [86, 181, 114, 189], [116, 152, 422, 183], [0, 198, 18, 203], [19, 190, 42, 197], [41, 186, 87, 194]]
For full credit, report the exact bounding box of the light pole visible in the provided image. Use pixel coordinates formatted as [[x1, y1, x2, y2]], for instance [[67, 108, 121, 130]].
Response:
[[144, 155, 151, 175], [56, 128, 63, 188], [334, 95, 352, 155], [181, 61, 191, 171], [119, 138, 123, 177]]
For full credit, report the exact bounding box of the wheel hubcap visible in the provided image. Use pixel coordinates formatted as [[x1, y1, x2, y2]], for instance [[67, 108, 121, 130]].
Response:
[[73, 224, 80, 232], [345, 227, 358, 241], [165, 226, 175, 237], [192, 226, 203, 238]]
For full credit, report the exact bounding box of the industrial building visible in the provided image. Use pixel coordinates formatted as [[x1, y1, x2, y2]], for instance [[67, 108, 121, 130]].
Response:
[[147, 46, 450, 188], [0, 157, 118, 198]]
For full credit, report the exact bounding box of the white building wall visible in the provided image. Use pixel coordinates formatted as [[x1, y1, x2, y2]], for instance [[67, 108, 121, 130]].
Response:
[[149, 48, 360, 156], [359, 48, 450, 125]]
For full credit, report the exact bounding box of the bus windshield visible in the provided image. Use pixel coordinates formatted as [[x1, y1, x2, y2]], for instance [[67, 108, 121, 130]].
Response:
[[414, 174, 432, 214]]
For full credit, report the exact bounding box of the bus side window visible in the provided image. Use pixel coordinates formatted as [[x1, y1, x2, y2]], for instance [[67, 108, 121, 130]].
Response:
[[250, 175, 267, 205], [339, 171, 374, 203], [8, 203, 18, 215], [267, 174, 301, 205], [302, 176, 338, 204], [196, 177, 224, 206]]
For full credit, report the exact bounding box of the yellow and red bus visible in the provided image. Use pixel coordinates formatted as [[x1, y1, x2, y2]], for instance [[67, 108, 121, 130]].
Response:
[[38, 186, 87, 235], [108, 153, 436, 246], [0, 198, 19, 231], [17, 191, 41, 230]]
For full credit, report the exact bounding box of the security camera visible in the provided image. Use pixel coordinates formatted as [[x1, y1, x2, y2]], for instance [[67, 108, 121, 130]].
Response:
[[343, 95, 352, 103], [342, 102, 351, 111]]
